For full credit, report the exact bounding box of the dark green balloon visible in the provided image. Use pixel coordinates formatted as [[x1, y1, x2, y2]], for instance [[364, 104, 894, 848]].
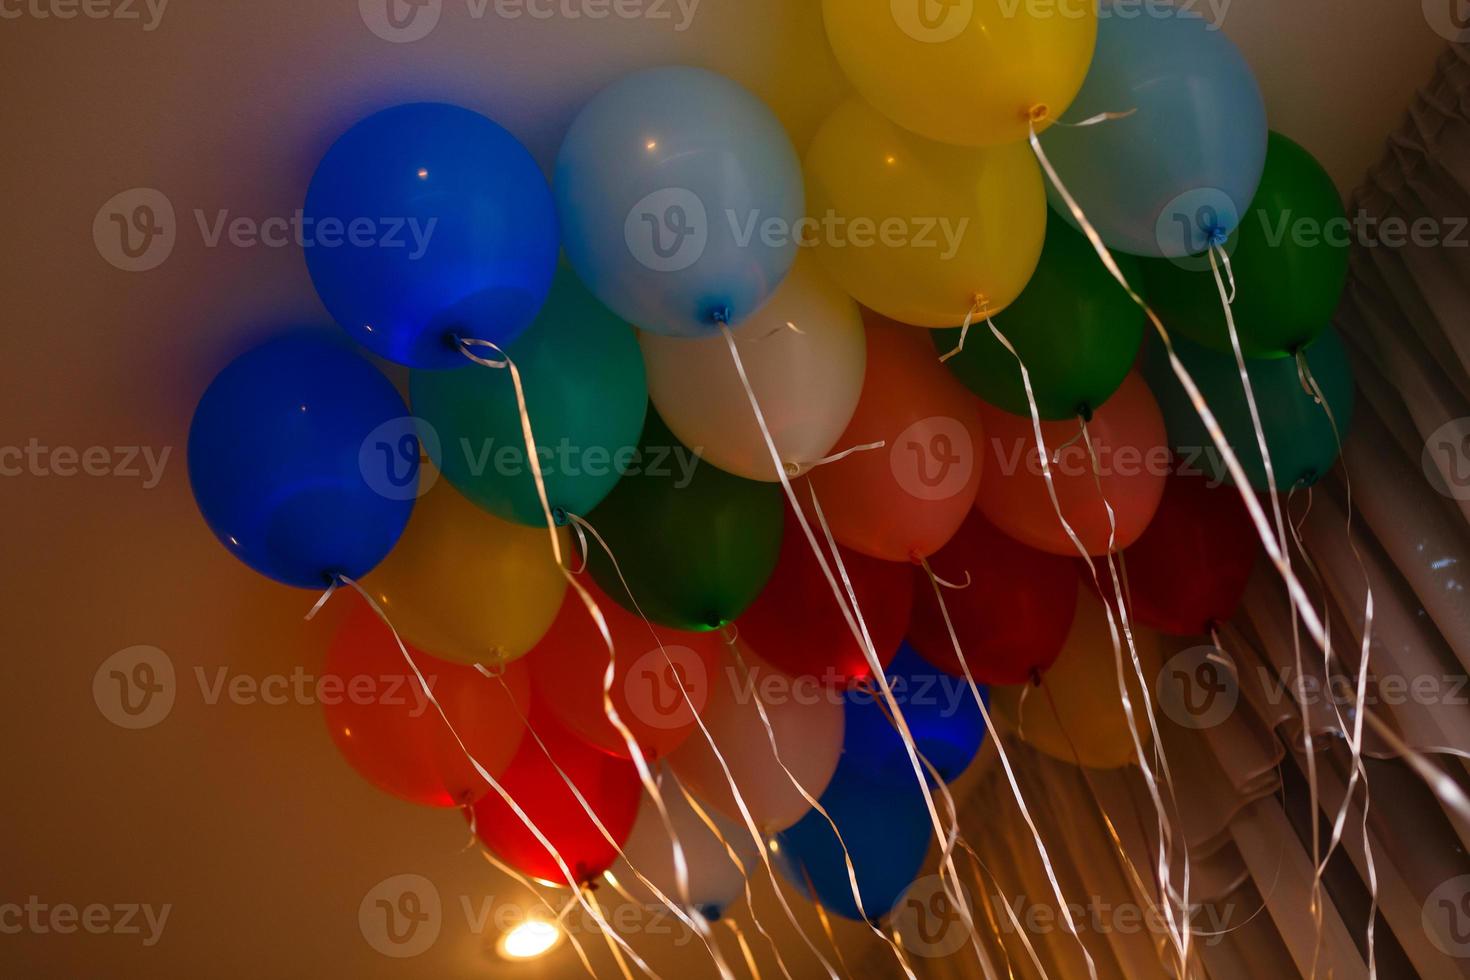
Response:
[[410, 267, 648, 526], [1139, 132, 1350, 359], [937, 218, 1144, 420], [1142, 327, 1354, 492], [586, 410, 784, 632]]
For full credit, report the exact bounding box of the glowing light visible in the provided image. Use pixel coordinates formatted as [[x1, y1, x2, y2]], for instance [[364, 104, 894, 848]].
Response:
[[497, 920, 562, 961], [645, 140, 658, 151], [416, 168, 429, 179], [884, 154, 896, 165]]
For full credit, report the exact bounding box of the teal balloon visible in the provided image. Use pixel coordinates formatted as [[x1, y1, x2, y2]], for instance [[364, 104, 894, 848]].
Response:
[[586, 410, 784, 631], [411, 268, 648, 525], [1143, 328, 1354, 491]]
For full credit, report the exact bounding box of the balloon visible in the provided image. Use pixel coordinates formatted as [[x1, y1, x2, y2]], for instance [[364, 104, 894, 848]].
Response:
[[303, 103, 558, 369], [609, 768, 758, 920], [322, 601, 530, 807], [555, 67, 803, 338], [992, 590, 1167, 770], [774, 764, 931, 922], [639, 252, 865, 482], [411, 267, 648, 526], [1108, 471, 1260, 635], [976, 371, 1168, 556], [470, 698, 642, 885], [188, 331, 414, 589], [364, 478, 567, 666], [806, 317, 986, 562], [1038, 6, 1268, 259], [667, 645, 844, 833], [586, 410, 784, 631], [908, 511, 1079, 686], [1140, 132, 1350, 358], [526, 580, 726, 760], [739, 501, 912, 687], [804, 98, 1046, 327], [842, 644, 987, 787], [938, 219, 1144, 420], [1142, 328, 1354, 491], [820, 0, 1096, 148]]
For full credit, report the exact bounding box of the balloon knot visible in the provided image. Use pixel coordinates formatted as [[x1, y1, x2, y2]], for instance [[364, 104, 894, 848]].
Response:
[[1029, 667, 1043, 688], [1206, 226, 1229, 248], [1026, 103, 1050, 124], [707, 305, 733, 327], [551, 506, 570, 527], [1076, 403, 1094, 424]]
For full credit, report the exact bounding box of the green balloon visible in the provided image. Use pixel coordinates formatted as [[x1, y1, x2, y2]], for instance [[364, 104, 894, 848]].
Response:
[[937, 218, 1144, 420], [1140, 132, 1350, 359], [586, 410, 783, 632], [1142, 327, 1354, 492], [410, 267, 648, 526]]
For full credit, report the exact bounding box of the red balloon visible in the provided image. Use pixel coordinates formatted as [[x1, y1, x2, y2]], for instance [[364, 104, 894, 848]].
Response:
[[1106, 470, 1261, 635], [975, 371, 1167, 556], [469, 699, 642, 885], [908, 510, 1079, 685], [322, 601, 530, 807], [739, 499, 911, 685], [527, 579, 725, 761], [807, 315, 985, 562]]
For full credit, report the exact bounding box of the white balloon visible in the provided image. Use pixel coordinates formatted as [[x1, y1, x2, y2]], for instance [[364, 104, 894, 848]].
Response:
[[666, 643, 843, 832], [639, 252, 866, 482], [610, 768, 756, 919]]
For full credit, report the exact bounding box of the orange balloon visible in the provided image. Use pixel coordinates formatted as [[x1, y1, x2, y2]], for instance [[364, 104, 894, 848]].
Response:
[[807, 315, 985, 562], [526, 580, 726, 761], [322, 600, 530, 807], [975, 372, 1167, 557], [992, 590, 1167, 770]]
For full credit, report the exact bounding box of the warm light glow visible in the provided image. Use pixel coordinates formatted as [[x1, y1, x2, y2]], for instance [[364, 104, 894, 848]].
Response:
[[884, 154, 896, 165], [416, 168, 429, 179], [645, 140, 658, 151], [497, 920, 562, 960]]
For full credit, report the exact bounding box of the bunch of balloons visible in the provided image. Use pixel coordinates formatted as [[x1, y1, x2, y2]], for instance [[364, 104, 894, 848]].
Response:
[[187, 0, 1355, 929]]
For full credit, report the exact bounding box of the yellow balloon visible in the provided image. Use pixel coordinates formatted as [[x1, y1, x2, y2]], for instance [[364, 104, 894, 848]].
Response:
[[822, 0, 1097, 148], [804, 97, 1046, 328], [365, 476, 568, 667], [992, 590, 1168, 770]]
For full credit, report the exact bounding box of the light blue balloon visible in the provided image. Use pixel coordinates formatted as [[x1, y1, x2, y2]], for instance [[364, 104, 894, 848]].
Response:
[[555, 67, 803, 337], [1039, 5, 1267, 259]]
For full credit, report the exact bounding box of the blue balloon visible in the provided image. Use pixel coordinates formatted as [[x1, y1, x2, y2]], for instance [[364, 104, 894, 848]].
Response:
[[555, 67, 803, 337], [1039, 5, 1267, 258], [843, 644, 988, 787], [304, 103, 559, 369], [188, 332, 416, 589], [774, 766, 932, 923]]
